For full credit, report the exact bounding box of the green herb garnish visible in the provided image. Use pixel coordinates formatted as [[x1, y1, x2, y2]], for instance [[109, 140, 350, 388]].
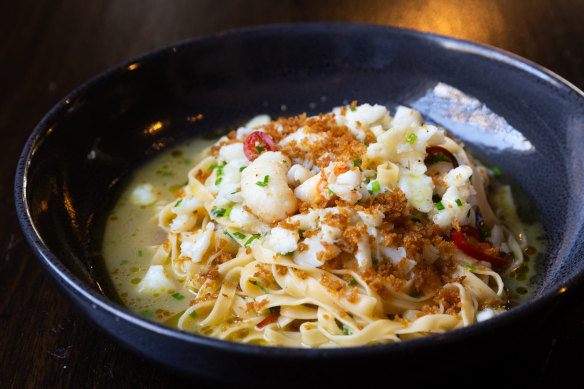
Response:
[[406, 133, 417, 144], [215, 177, 222, 185], [140, 310, 154, 318], [455, 198, 462, 207], [189, 310, 198, 318], [255, 145, 264, 154], [233, 232, 246, 239], [251, 280, 269, 294], [435, 202, 445, 210], [174, 199, 183, 207], [283, 251, 295, 256], [162, 171, 173, 177], [349, 279, 357, 286], [353, 158, 362, 167], [224, 204, 233, 217], [463, 264, 477, 272], [342, 326, 353, 335], [137, 250, 143, 257], [239, 166, 247, 172], [371, 181, 380, 193], [211, 208, 226, 217], [172, 293, 185, 300], [256, 175, 270, 187], [326, 187, 335, 197], [492, 166, 502, 176], [244, 235, 260, 247], [425, 152, 452, 165], [208, 164, 217, 171]]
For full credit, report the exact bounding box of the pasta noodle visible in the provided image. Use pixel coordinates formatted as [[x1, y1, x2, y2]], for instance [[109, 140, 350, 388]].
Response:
[[103, 102, 543, 347]]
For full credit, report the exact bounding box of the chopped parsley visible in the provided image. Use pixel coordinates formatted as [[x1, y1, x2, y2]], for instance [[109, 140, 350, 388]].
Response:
[[171, 293, 185, 300], [455, 198, 462, 207], [256, 175, 270, 187], [435, 202, 445, 211], [406, 133, 417, 144], [233, 232, 246, 239]]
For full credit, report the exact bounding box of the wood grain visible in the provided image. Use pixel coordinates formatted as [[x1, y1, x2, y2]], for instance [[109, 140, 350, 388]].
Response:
[[1, 1, 583, 387]]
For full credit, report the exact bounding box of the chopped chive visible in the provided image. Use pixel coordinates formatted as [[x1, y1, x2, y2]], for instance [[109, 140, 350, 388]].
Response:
[[233, 232, 246, 239], [256, 175, 269, 187], [463, 264, 477, 272], [231, 190, 240, 194], [120, 260, 129, 265], [211, 208, 226, 217], [162, 171, 173, 177], [137, 250, 143, 257], [353, 158, 362, 167], [174, 199, 183, 207], [406, 133, 417, 144], [223, 230, 233, 239], [239, 166, 247, 172], [425, 152, 451, 165], [189, 310, 198, 318], [215, 177, 222, 185], [326, 187, 335, 197], [140, 310, 154, 318], [371, 181, 380, 193], [342, 326, 353, 335], [372, 257, 379, 265], [455, 198, 462, 206], [364, 177, 371, 184], [208, 164, 217, 171], [349, 279, 357, 286], [255, 145, 264, 154], [250, 279, 269, 294], [435, 202, 445, 210], [492, 166, 502, 176], [244, 235, 260, 247], [224, 204, 233, 217], [172, 293, 185, 300], [183, 180, 188, 186], [183, 159, 191, 165], [283, 251, 295, 256], [350, 107, 356, 112]]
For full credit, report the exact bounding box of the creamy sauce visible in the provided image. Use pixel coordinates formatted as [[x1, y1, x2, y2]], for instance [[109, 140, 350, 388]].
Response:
[[103, 135, 544, 324], [103, 138, 215, 323]]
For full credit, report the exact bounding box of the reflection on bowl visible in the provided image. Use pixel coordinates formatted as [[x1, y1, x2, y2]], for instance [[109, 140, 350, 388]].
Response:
[[15, 23, 584, 386]]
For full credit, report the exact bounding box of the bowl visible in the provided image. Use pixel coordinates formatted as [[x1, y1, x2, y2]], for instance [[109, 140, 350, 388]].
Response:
[[15, 23, 584, 385]]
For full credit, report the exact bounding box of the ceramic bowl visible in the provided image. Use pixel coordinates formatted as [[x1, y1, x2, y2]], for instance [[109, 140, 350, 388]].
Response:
[[15, 23, 584, 386]]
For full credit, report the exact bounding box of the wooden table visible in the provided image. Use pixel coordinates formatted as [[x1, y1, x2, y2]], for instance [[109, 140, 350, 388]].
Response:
[[2, 1, 583, 387]]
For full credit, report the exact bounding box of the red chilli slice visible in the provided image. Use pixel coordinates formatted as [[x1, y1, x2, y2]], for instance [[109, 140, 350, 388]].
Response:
[[257, 309, 280, 329], [425, 146, 459, 168], [451, 230, 508, 268], [243, 131, 276, 161]]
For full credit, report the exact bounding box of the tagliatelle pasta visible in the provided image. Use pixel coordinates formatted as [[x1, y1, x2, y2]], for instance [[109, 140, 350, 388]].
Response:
[[103, 102, 544, 347]]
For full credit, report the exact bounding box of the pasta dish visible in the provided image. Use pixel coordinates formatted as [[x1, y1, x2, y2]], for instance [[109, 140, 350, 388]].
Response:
[[104, 102, 539, 347]]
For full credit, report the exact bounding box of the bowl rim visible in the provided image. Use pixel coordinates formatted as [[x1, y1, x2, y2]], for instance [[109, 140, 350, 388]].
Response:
[[14, 22, 584, 358]]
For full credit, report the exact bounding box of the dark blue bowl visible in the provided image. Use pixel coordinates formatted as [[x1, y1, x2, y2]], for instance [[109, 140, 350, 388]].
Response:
[[14, 23, 584, 385]]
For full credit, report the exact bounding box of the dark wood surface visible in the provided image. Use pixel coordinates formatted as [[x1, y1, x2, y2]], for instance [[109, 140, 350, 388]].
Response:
[[2, 1, 584, 387]]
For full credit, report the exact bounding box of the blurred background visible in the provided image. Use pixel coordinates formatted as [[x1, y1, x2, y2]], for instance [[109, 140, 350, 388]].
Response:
[[2, 1, 583, 387]]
